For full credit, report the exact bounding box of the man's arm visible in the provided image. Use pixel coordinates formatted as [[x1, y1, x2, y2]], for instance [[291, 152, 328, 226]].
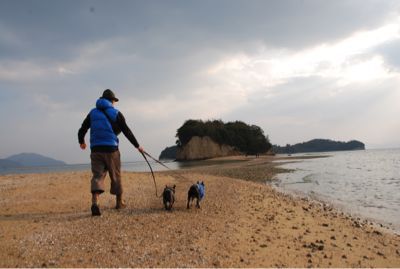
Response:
[[116, 112, 140, 148], [78, 114, 91, 147]]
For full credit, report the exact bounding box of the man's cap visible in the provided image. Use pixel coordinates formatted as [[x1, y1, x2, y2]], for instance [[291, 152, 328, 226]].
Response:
[[101, 89, 119, 102]]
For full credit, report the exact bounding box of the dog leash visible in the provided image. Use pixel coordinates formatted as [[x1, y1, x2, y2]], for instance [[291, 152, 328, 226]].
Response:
[[141, 150, 193, 197], [143, 151, 191, 181], [140, 151, 160, 197]]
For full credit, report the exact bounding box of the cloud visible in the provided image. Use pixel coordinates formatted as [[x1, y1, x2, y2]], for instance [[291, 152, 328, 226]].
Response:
[[57, 67, 75, 75], [376, 39, 400, 71], [208, 18, 400, 89], [1, 0, 398, 62], [222, 74, 400, 147]]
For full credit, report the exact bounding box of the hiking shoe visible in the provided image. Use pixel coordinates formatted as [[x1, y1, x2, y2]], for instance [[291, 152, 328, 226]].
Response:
[[116, 195, 126, 209], [91, 204, 101, 216], [115, 201, 126, 210]]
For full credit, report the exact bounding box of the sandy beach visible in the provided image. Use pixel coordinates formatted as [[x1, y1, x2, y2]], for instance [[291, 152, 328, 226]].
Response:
[[0, 156, 399, 267]]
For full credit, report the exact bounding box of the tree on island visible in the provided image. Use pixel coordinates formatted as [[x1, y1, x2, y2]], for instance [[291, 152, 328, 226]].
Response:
[[175, 119, 272, 155]]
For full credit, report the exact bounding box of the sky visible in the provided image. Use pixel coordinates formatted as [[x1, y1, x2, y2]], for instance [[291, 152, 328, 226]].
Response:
[[1, 0, 400, 164]]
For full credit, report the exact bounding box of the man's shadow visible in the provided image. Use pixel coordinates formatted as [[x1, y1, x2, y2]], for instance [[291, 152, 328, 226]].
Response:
[[0, 206, 184, 222]]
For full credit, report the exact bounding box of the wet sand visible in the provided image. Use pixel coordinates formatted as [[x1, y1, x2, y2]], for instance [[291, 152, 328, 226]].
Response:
[[0, 156, 399, 267]]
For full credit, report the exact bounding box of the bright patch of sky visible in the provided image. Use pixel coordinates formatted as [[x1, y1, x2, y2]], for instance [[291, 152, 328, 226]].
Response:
[[207, 17, 400, 96]]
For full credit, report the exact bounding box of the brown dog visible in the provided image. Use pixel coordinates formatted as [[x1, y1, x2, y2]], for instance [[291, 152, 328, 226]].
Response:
[[162, 185, 176, 210]]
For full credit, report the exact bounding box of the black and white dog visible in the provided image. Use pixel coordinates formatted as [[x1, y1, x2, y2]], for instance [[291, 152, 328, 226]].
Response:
[[162, 185, 176, 211], [187, 181, 205, 209]]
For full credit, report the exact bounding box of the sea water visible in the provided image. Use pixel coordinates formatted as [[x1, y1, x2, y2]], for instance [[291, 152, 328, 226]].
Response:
[[0, 158, 231, 175], [0, 160, 180, 175], [273, 148, 400, 232]]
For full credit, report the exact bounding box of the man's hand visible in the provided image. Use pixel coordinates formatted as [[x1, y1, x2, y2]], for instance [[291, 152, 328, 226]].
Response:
[[80, 143, 87, 150], [137, 146, 144, 153]]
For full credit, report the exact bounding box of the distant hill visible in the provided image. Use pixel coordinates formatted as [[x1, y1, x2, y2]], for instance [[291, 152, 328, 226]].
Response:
[[0, 159, 21, 169], [3, 153, 66, 167], [273, 139, 365, 154], [159, 145, 178, 160]]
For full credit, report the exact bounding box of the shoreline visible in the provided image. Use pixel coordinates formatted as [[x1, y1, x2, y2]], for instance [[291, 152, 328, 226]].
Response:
[[0, 156, 399, 267], [272, 153, 400, 235], [211, 155, 400, 235], [270, 182, 400, 235]]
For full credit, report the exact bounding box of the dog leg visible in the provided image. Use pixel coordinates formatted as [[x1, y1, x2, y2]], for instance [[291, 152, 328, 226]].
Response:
[[196, 198, 200, 209]]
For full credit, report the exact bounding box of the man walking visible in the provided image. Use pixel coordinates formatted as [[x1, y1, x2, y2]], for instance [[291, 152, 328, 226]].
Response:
[[78, 89, 144, 216]]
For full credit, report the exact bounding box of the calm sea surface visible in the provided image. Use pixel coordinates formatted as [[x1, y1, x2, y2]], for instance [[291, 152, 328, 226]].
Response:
[[0, 160, 180, 175], [273, 148, 400, 232], [0, 158, 228, 175]]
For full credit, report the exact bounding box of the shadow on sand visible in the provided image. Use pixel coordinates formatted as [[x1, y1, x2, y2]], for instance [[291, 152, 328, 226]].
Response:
[[0, 204, 198, 222]]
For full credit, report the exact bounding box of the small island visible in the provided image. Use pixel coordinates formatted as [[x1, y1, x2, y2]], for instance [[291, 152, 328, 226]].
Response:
[[160, 122, 366, 160], [160, 119, 272, 161], [273, 139, 365, 154], [159, 146, 178, 160]]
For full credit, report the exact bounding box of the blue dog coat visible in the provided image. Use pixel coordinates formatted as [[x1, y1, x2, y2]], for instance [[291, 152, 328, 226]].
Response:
[[197, 183, 205, 200]]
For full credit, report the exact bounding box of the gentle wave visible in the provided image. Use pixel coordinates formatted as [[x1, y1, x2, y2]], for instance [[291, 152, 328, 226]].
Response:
[[274, 148, 400, 232]]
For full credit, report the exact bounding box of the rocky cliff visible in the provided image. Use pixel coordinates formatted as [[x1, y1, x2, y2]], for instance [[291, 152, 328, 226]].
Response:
[[176, 136, 240, 161]]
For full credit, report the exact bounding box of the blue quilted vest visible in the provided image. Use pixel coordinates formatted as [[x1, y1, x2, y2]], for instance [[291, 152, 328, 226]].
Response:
[[89, 98, 119, 148]]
